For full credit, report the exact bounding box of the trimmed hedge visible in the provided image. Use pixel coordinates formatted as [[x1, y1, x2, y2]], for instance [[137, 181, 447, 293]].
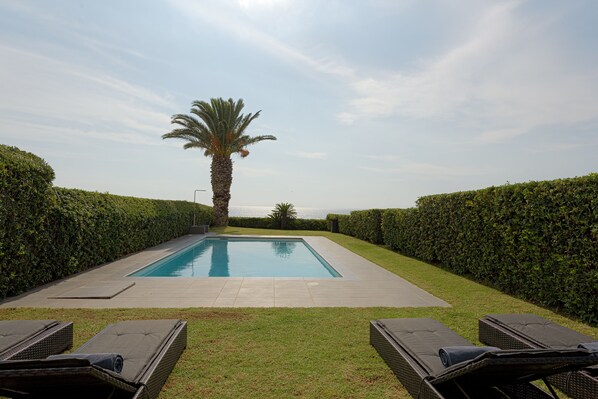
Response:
[[45, 188, 212, 278], [327, 211, 384, 244], [0, 145, 212, 299], [382, 175, 598, 324], [0, 146, 55, 297], [348, 209, 384, 244], [228, 217, 327, 231]]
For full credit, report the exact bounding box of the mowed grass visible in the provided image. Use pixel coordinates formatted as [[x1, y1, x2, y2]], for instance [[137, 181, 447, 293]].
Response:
[[1, 227, 596, 398]]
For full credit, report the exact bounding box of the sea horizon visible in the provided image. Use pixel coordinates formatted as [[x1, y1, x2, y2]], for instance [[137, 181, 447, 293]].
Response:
[[229, 205, 354, 220]]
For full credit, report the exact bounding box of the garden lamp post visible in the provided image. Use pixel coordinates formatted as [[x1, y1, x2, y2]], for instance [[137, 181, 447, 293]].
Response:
[[193, 189, 206, 226]]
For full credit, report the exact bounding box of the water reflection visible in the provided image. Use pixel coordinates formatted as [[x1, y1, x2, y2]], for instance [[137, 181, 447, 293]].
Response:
[[271, 240, 296, 259], [165, 241, 211, 277], [208, 239, 230, 276]]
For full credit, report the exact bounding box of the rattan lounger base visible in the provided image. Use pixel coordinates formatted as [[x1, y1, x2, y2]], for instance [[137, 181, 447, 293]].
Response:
[[371, 318, 598, 399], [0, 320, 73, 361], [0, 319, 187, 399], [479, 314, 598, 399]]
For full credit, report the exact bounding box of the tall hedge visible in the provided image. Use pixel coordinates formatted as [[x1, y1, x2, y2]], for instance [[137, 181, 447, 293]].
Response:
[[0, 145, 212, 299], [45, 188, 212, 279], [0, 146, 55, 297], [382, 175, 598, 324], [348, 209, 384, 244], [228, 217, 327, 231]]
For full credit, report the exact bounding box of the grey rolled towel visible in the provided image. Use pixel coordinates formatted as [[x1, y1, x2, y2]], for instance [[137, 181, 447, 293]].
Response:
[[47, 353, 124, 373], [577, 342, 598, 352], [439, 346, 500, 367]]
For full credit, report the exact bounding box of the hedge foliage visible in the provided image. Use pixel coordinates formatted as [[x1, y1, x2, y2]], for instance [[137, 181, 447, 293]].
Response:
[[0, 146, 55, 296], [0, 145, 212, 299], [228, 217, 327, 231], [348, 209, 384, 244], [382, 175, 598, 324], [46, 188, 212, 278], [327, 210, 384, 244]]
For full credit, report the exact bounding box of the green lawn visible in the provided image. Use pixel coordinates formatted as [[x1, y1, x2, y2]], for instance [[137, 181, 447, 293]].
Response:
[[2, 227, 596, 398]]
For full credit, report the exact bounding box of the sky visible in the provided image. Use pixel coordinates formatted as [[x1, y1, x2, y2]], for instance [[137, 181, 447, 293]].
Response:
[[1, 0, 597, 210]]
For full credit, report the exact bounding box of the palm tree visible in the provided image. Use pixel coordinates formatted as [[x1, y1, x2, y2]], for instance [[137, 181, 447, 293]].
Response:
[[268, 202, 297, 230], [163, 98, 276, 226]]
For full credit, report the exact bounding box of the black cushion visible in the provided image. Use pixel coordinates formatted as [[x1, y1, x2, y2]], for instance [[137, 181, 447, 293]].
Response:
[[75, 319, 180, 381], [378, 318, 473, 375], [486, 314, 596, 349], [0, 320, 59, 355]]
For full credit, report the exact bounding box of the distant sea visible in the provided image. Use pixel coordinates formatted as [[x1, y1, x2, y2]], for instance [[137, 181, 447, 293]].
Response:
[[229, 206, 354, 220]]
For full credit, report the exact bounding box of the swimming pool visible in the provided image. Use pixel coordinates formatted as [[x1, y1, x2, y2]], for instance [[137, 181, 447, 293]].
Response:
[[129, 237, 341, 278]]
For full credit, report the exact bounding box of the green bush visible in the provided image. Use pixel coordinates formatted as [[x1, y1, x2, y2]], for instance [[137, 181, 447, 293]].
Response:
[[337, 214, 353, 236], [228, 217, 275, 229], [228, 217, 327, 231], [289, 218, 327, 231], [381, 208, 422, 256], [382, 175, 598, 324], [45, 188, 213, 278], [0, 145, 55, 297], [349, 209, 384, 244], [0, 145, 213, 299]]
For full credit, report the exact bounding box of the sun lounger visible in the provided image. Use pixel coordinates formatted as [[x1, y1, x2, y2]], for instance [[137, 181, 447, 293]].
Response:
[[479, 314, 598, 399], [370, 318, 598, 399], [0, 320, 73, 360], [0, 319, 187, 399]]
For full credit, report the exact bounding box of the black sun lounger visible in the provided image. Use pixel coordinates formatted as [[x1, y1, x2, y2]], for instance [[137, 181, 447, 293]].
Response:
[[0, 320, 73, 360], [0, 319, 187, 399], [370, 318, 598, 399], [479, 314, 598, 399]]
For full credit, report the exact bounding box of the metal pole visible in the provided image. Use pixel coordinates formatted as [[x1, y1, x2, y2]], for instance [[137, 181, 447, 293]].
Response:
[[193, 189, 206, 226]]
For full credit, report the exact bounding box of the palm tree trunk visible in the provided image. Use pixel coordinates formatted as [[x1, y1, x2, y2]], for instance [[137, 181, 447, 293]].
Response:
[[211, 155, 233, 226]]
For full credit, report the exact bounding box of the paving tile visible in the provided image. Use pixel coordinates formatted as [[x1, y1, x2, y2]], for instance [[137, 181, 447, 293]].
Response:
[[213, 297, 236, 307], [233, 298, 275, 307], [274, 297, 316, 307], [236, 287, 274, 299]]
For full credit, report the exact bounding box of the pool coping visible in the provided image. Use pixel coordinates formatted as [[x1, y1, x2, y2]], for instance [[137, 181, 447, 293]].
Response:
[[0, 233, 450, 308]]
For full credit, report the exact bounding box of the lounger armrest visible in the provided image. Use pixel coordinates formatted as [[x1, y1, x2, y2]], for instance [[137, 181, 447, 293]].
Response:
[[0, 359, 137, 398], [431, 348, 598, 386], [0, 357, 91, 370]]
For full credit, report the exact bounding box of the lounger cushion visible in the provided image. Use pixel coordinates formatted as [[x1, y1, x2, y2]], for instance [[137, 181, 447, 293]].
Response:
[[75, 319, 181, 381], [486, 314, 596, 349], [377, 318, 472, 375], [0, 320, 59, 355]]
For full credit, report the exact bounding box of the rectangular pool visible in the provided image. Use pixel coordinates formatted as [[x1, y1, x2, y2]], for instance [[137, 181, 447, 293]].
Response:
[[129, 237, 341, 278]]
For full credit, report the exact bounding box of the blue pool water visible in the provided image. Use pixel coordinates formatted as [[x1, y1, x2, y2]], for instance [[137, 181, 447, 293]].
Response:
[[130, 237, 341, 278]]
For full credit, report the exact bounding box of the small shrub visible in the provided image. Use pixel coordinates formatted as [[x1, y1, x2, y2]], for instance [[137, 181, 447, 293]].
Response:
[[268, 203, 297, 230]]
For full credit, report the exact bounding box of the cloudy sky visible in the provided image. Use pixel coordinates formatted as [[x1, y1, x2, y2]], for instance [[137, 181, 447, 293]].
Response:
[[1, 0, 597, 210]]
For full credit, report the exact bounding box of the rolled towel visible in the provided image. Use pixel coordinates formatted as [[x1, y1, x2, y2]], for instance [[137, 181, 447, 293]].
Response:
[[439, 346, 500, 367], [47, 353, 124, 373], [578, 342, 598, 352]]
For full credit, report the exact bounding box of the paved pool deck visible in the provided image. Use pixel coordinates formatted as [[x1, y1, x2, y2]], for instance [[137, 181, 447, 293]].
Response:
[[0, 234, 449, 308]]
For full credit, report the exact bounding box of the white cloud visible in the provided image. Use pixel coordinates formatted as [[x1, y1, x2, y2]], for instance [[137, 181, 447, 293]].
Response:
[[478, 127, 529, 143], [363, 155, 400, 162], [294, 151, 327, 160], [168, 0, 355, 79], [362, 162, 481, 178], [0, 44, 173, 146], [237, 0, 290, 9], [334, 2, 598, 142], [336, 112, 355, 125], [235, 165, 280, 177]]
